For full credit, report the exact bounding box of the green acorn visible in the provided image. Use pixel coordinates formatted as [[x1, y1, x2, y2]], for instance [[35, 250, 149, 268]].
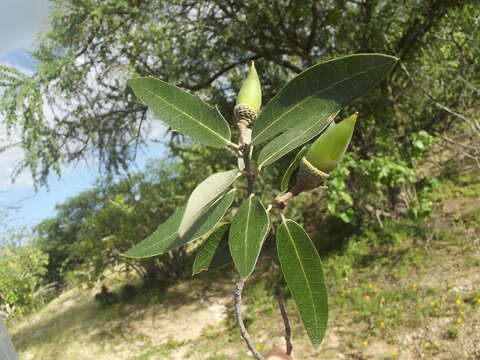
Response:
[[290, 112, 358, 195], [305, 112, 357, 173], [234, 62, 262, 126]]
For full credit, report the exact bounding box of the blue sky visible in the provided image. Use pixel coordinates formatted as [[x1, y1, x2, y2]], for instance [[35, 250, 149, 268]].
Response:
[[0, 1, 166, 237]]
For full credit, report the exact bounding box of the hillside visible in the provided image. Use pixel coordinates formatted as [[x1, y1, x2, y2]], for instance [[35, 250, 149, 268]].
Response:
[[9, 171, 480, 360]]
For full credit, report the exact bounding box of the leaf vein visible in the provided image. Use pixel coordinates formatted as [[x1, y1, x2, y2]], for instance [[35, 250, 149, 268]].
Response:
[[253, 61, 391, 142]]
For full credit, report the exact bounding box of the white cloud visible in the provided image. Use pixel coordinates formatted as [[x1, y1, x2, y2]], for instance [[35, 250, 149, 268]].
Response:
[[0, 144, 32, 190], [0, 27, 170, 191], [0, 0, 52, 189], [0, 0, 51, 57]]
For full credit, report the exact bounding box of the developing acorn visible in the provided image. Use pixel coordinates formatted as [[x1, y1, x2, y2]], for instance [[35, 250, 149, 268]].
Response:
[[234, 61, 262, 126], [290, 112, 358, 195]]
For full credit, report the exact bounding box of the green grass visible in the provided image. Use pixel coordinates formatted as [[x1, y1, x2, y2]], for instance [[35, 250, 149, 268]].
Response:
[[10, 171, 480, 359], [128, 338, 185, 360]]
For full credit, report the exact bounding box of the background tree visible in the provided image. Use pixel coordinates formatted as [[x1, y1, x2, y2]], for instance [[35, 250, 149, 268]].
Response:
[[33, 145, 261, 285], [0, 229, 49, 320], [0, 0, 477, 186]]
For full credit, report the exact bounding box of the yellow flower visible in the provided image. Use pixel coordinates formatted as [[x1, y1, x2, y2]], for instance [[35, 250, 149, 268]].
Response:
[[364, 295, 371, 301], [368, 283, 374, 288], [424, 343, 431, 349], [455, 318, 462, 324], [459, 310, 465, 315], [363, 340, 369, 346], [456, 299, 462, 305], [430, 301, 436, 307], [379, 321, 385, 327]]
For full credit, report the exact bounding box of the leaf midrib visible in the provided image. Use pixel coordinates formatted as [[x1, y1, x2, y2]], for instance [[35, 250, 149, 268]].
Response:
[[243, 196, 252, 276], [142, 86, 229, 144], [128, 231, 178, 256], [283, 220, 319, 338], [253, 61, 392, 143], [259, 114, 333, 168]]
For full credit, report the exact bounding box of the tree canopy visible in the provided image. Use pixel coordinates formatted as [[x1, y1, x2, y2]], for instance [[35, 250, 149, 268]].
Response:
[[0, 0, 478, 185]]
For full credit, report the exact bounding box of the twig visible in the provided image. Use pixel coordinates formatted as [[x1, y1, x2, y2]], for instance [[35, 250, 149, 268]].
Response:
[[275, 288, 293, 356], [234, 278, 266, 360], [436, 133, 479, 152], [271, 185, 328, 210], [399, 61, 480, 136], [233, 105, 263, 358], [237, 120, 255, 194]]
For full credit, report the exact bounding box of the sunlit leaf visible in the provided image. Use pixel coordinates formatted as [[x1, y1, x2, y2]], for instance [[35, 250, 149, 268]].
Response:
[[276, 218, 328, 348], [229, 195, 270, 278], [129, 77, 232, 148], [124, 190, 235, 258], [252, 54, 397, 145], [179, 169, 240, 236]]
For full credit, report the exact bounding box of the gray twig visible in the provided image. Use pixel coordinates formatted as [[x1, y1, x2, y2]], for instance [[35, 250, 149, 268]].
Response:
[[234, 278, 266, 360], [275, 288, 293, 355]]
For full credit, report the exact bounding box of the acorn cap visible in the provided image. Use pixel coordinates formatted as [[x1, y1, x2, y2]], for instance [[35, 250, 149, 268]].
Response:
[[305, 112, 358, 173], [289, 157, 329, 195], [236, 62, 262, 113]]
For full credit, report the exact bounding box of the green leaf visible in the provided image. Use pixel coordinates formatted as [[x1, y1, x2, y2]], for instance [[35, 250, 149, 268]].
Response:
[[124, 190, 235, 258], [280, 145, 310, 192], [124, 204, 184, 258], [192, 223, 232, 275], [229, 195, 270, 278], [128, 77, 232, 148], [276, 219, 328, 348], [252, 54, 397, 145], [257, 114, 335, 168], [179, 169, 240, 236]]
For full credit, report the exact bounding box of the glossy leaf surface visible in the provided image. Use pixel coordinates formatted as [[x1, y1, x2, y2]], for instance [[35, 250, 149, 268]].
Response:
[[252, 54, 397, 145], [257, 113, 335, 168], [129, 77, 232, 148], [125, 190, 235, 258], [178, 169, 239, 236]]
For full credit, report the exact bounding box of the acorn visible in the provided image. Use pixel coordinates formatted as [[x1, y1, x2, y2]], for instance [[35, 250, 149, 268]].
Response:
[[234, 61, 262, 126], [290, 112, 358, 195], [306, 112, 357, 173]]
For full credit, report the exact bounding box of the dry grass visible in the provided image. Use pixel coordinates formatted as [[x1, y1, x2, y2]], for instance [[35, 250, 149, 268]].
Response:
[[10, 173, 480, 360]]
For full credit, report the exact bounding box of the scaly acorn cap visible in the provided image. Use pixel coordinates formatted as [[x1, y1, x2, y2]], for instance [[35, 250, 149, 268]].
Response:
[[289, 157, 329, 195], [305, 112, 358, 173], [236, 61, 262, 114], [234, 103, 257, 127]]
